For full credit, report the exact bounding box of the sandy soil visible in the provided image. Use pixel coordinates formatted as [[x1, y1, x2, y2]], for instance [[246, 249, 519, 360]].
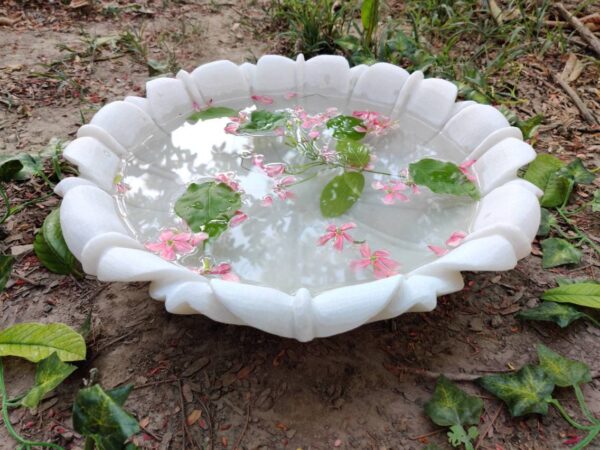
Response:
[[1, 1, 599, 449]]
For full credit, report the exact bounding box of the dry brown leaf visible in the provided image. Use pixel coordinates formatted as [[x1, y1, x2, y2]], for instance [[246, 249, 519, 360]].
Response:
[[186, 409, 202, 426]]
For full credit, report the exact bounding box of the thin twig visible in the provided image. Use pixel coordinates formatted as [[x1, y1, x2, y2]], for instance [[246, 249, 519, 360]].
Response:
[[408, 429, 445, 441], [232, 402, 250, 450], [555, 3, 600, 57], [133, 377, 180, 390], [475, 404, 503, 450], [177, 380, 188, 450], [550, 73, 597, 125], [198, 397, 214, 450]]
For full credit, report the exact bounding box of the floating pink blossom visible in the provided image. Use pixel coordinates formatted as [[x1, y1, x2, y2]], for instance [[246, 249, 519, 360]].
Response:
[[350, 243, 400, 279], [459, 159, 477, 182], [308, 130, 320, 139], [319, 145, 337, 163], [115, 181, 130, 194], [409, 183, 420, 194], [427, 245, 449, 257], [145, 230, 207, 261], [446, 231, 467, 247], [215, 171, 241, 192], [284, 92, 298, 100], [224, 121, 240, 134], [229, 210, 248, 227], [318, 222, 356, 252], [253, 154, 286, 178], [273, 176, 296, 201], [352, 110, 394, 135], [261, 195, 273, 207], [372, 180, 409, 205], [197, 261, 240, 282], [251, 94, 274, 105]]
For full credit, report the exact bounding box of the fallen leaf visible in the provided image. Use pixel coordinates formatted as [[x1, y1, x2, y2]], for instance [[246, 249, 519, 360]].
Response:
[[186, 409, 201, 426]]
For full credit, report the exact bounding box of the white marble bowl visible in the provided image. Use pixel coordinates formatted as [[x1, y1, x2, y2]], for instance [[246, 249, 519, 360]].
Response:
[[56, 55, 541, 341]]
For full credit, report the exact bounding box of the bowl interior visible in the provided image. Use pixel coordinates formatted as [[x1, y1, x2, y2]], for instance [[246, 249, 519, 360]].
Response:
[[115, 94, 479, 294]]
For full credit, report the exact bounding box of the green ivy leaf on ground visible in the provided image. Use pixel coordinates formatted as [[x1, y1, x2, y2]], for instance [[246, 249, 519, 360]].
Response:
[[523, 154, 565, 191], [326, 115, 366, 141], [0, 255, 13, 293], [517, 302, 595, 328], [320, 171, 365, 218], [592, 190, 600, 213], [409, 159, 479, 200], [448, 424, 478, 450], [537, 208, 557, 236], [559, 158, 595, 185], [34, 209, 77, 275], [478, 365, 554, 416], [540, 238, 582, 268], [425, 376, 483, 427], [336, 139, 371, 169], [20, 353, 77, 409], [187, 106, 238, 122], [237, 110, 286, 133], [537, 344, 591, 388], [0, 322, 86, 362], [0, 159, 24, 182], [174, 181, 242, 238], [73, 384, 140, 450], [540, 171, 573, 208], [516, 114, 543, 141], [541, 283, 600, 309]]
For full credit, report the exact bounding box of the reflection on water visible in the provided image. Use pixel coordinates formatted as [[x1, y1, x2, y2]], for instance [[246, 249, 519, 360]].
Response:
[[115, 104, 478, 294]]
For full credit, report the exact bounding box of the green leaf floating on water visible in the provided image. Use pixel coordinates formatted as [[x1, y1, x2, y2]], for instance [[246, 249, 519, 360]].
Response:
[[237, 110, 286, 133], [326, 115, 366, 141], [73, 384, 140, 450], [320, 172, 365, 218], [478, 364, 554, 417], [21, 352, 77, 409], [537, 344, 591, 388], [540, 238, 582, 268], [0, 254, 14, 293], [425, 375, 483, 427], [34, 208, 77, 275], [174, 181, 241, 238], [0, 322, 86, 362], [409, 158, 479, 199], [336, 139, 371, 169], [517, 302, 592, 328], [541, 282, 600, 309], [187, 106, 238, 123]]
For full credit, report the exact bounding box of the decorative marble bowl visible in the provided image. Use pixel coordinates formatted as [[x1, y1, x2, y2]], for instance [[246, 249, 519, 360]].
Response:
[[56, 55, 541, 341]]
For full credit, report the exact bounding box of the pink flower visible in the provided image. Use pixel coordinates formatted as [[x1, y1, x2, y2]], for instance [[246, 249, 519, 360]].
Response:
[[352, 110, 394, 135], [145, 230, 206, 261], [274, 127, 285, 136], [224, 122, 240, 134], [308, 130, 320, 139], [319, 145, 337, 163], [115, 181, 130, 194], [197, 262, 240, 282], [409, 183, 420, 194], [446, 231, 466, 247], [229, 210, 248, 227], [253, 154, 286, 178], [261, 195, 273, 207], [318, 223, 356, 251], [273, 176, 296, 201], [372, 180, 408, 205], [251, 95, 274, 105], [284, 92, 298, 100], [427, 245, 449, 257], [459, 159, 477, 182], [350, 243, 400, 279], [215, 172, 241, 192]]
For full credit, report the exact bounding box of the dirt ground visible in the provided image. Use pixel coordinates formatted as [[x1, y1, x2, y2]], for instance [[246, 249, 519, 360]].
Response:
[[1, 1, 599, 449]]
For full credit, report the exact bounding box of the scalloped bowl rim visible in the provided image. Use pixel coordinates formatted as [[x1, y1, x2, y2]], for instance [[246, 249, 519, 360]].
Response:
[[56, 54, 542, 341]]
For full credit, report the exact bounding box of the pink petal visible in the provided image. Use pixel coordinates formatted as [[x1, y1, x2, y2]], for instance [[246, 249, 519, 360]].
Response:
[[446, 231, 467, 247], [395, 193, 409, 202], [221, 272, 240, 282], [160, 247, 176, 261], [210, 262, 232, 275], [383, 193, 396, 205], [251, 95, 274, 105], [333, 235, 344, 252], [428, 245, 449, 257], [229, 211, 248, 227], [459, 159, 476, 170], [318, 233, 335, 246], [261, 195, 273, 207], [411, 184, 420, 194], [341, 231, 353, 243], [192, 101, 201, 111], [264, 163, 285, 178], [252, 154, 265, 168], [284, 92, 298, 100], [171, 233, 192, 242], [145, 242, 166, 253], [371, 181, 385, 191], [190, 232, 209, 246], [159, 230, 175, 242], [308, 130, 320, 139], [326, 224, 337, 233], [391, 181, 407, 191], [359, 243, 371, 258], [350, 259, 371, 271], [173, 241, 194, 254], [224, 123, 239, 134], [274, 127, 285, 136], [340, 222, 356, 231], [279, 176, 296, 187]]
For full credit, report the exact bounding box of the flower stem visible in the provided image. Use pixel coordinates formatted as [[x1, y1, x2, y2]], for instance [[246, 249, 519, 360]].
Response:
[[574, 384, 599, 425], [0, 358, 66, 449], [549, 399, 593, 431]]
